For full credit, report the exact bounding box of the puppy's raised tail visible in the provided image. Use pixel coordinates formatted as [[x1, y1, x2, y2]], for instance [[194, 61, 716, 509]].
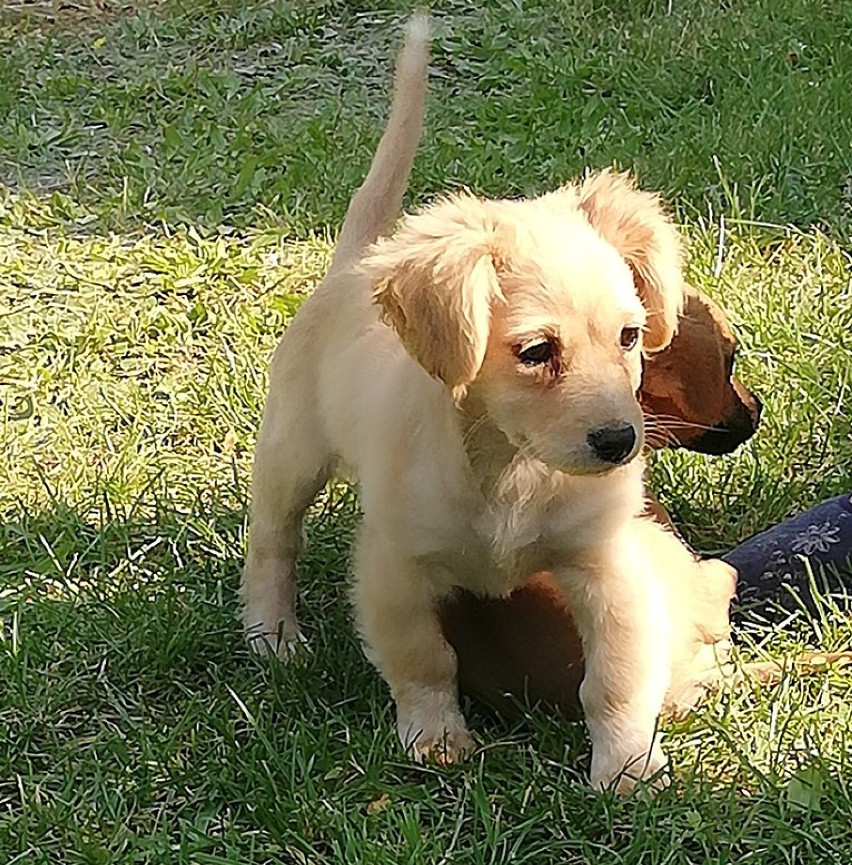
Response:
[[329, 13, 430, 272]]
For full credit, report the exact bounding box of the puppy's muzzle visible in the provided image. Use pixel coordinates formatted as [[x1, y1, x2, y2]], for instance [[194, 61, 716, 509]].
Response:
[[587, 424, 637, 464]]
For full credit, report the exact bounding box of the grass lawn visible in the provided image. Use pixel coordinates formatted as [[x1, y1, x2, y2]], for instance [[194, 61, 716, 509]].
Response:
[[1, 0, 851, 862]]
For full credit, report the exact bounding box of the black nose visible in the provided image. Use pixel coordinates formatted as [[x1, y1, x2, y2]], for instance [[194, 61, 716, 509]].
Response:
[[587, 424, 637, 464]]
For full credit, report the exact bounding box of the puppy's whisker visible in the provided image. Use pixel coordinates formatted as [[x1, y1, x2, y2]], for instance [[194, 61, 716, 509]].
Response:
[[643, 429, 680, 448], [645, 424, 677, 439], [642, 417, 682, 448], [644, 426, 675, 441], [655, 420, 718, 433], [645, 414, 720, 433]]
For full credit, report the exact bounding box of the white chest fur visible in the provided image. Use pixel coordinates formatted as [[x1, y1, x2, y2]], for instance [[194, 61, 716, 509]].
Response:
[[365, 447, 646, 598]]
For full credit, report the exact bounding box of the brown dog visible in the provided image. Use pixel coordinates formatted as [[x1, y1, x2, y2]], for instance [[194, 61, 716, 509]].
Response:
[[440, 287, 762, 720], [641, 285, 762, 454]]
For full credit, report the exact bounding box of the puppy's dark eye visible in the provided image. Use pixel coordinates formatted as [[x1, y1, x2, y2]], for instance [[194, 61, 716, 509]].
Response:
[[518, 340, 555, 366], [620, 327, 640, 351]]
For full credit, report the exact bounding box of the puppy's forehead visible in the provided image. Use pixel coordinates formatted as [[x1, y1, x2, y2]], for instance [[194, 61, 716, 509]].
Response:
[[498, 212, 644, 328]]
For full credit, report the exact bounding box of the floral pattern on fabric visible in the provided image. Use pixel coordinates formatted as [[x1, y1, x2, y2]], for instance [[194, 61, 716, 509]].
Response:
[[723, 494, 852, 616], [790, 522, 842, 556]]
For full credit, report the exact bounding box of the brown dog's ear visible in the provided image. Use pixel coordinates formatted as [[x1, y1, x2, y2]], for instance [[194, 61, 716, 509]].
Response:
[[578, 170, 684, 351], [362, 194, 500, 388]]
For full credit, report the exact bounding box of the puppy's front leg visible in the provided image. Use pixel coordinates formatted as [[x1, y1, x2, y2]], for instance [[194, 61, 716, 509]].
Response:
[[354, 527, 474, 764], [556, 530, 671, 794]]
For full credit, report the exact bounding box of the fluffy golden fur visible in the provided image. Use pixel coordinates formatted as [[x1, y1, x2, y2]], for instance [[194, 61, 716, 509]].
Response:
[[440, 286, 763, 719], [242, 17, 726, 793]]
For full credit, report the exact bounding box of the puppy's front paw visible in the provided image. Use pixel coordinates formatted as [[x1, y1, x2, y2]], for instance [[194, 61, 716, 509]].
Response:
[[244, 617, 308, 662], [591, 741, 669, 796], [407, 725, 475, 766], [397, 703, 475, 765]]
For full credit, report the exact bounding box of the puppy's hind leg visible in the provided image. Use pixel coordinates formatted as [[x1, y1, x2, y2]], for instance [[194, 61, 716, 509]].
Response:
[[354, 527, 474, 764], [242, 380, 332, 660]]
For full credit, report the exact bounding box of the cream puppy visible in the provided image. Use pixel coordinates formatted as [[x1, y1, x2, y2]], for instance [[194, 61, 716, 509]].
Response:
[[242, 16, 685, 793]]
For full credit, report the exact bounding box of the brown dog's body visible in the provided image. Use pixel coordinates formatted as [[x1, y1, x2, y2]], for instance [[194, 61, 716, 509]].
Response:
[[440, 287, 762, 720], [442, 549, 738, 722]]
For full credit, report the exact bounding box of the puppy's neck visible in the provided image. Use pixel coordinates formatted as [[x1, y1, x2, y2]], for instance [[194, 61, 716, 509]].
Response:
[[456, 389, 519, 494]]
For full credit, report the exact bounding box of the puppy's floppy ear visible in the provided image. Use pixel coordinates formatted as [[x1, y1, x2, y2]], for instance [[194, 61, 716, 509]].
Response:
[[362, 194, 500, 388], [578, 170, 684, 351]]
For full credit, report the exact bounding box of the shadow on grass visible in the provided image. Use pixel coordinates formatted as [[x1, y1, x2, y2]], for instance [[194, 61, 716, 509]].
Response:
[[1, 0, 851, 238], [1, 495, 852, 861]]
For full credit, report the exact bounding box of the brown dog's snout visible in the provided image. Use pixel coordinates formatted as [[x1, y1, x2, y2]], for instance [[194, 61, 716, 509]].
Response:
[[638, 287, 765, 456], [688, 385, 762, 455]]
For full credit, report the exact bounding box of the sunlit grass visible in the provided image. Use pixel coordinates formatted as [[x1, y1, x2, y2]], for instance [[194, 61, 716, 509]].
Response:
[[1, 0, 851, 862]]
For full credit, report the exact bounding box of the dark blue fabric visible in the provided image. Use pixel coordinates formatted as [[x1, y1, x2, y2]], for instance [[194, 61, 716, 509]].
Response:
[[723, 494, 852, 616]]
